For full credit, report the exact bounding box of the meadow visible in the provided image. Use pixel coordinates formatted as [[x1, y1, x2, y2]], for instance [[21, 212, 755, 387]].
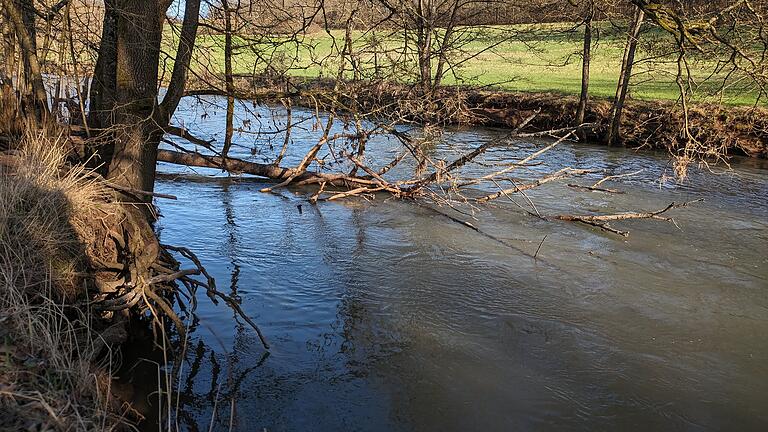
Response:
[[166, 22, 763, 105]]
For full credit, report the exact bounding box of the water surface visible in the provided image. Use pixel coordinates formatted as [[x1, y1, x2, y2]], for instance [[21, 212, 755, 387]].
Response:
[[153, 98, 768, 431]]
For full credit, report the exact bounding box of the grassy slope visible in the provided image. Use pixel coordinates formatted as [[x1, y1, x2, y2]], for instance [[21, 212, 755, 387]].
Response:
[[164, 22, 763, 106]]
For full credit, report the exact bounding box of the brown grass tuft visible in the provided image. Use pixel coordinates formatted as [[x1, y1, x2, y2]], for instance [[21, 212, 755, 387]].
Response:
[[0, 129, 130, 431]]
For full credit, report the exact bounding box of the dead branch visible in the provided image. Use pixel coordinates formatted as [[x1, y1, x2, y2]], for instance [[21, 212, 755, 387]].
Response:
[[477, 168, 594, 202], [157, 149, 375, 189], [567, 183, 625, 194], [323, 185, 385, 201], [457, 131, 576, 188], [406, 110, 540, 192], [164, 125, 217, 152], [592, 169, 645, 188], [567, 169, 644, 194], [554, 199, 703, 236], [378, 151, 408, 176], [347, 154, 404, 194]]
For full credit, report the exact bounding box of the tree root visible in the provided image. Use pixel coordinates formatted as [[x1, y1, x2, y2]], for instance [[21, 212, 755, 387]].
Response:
[[84, 199, 270, 352]]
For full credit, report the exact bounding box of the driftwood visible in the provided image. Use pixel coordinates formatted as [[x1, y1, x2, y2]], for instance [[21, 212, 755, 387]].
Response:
[[157, 109, 590, 203], [155, 116, 703, 253]]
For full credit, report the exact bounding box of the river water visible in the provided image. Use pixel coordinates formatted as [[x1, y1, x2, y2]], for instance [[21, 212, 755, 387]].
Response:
[[152, 96, 768, 431]]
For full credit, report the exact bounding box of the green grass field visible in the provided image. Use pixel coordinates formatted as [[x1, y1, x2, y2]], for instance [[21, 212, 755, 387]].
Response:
[[165, 22, 763, 106]]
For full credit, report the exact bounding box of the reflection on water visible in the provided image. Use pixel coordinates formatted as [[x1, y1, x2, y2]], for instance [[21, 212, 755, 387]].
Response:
[[152, 98, 768, 431]]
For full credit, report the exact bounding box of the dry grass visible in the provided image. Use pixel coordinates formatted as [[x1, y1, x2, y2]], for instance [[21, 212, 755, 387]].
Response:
[[0, 129, 131, 431]]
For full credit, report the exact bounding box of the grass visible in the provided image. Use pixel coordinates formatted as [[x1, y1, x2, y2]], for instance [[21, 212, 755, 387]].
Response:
[[164, 22, 764, 106], [0, 130, 129, 431]]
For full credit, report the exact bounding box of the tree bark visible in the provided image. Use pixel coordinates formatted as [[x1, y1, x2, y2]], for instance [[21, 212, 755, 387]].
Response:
[[104, 0, 163, 199], [607, 6, 644, 146], [88, 0, 117, 130]]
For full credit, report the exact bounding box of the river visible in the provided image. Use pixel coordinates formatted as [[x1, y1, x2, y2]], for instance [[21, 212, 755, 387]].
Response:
[[151, 96, 768, 431]]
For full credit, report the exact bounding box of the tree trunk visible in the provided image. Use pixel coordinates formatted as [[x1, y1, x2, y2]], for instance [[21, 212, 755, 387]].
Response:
[[575, 3, 593, 140], [104, 0, 163, 199], [0, 13, 20, 133], [607, 6, 644, 146], [0, 14, 15, 82], [2, 0, 48, 121], [415, 0, 433, 93], [221, 0, 235, 158], [89, 0, 198, 203], [88, 0, 118, 131], [432, 0, 460, 90]]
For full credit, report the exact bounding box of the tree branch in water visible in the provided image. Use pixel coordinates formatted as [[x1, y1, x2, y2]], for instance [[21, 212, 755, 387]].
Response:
[[554, 199, 704, 236]]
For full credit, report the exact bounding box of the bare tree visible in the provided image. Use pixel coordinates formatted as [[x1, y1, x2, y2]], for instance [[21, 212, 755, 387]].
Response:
[[221, 0, 236, 159], [607, 4, 644, 146], [575, 0, 594, 139], [1, 0, 49, 122]]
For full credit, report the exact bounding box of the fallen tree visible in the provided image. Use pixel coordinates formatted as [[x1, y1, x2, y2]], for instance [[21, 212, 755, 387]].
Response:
[[157, 110, 696, 238]]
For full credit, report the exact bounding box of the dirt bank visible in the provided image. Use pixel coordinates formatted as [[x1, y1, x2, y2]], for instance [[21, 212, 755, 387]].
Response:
[[467, 92, 768, 159]]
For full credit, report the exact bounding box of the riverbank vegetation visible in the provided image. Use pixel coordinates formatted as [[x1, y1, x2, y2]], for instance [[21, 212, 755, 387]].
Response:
[[1, 0, 766, 429], [0, 131, 129, 429]]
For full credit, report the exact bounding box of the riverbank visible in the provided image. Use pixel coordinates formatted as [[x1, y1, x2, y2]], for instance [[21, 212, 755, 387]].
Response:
[[467, 91, 768, 159], [187, 76, 768, 159], [0, 131, 159, 430]]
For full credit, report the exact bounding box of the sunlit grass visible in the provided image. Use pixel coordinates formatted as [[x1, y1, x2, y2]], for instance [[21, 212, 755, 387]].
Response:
[[162, 22, 763, 105]]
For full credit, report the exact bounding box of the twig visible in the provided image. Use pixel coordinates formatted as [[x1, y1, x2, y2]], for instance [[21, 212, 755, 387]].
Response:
[[534, 234, 548, 259], [592, 169, 645, 187], [406, 110, 541, 192], [567, 169, 644, 194], [457, 131, 576, 188]]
